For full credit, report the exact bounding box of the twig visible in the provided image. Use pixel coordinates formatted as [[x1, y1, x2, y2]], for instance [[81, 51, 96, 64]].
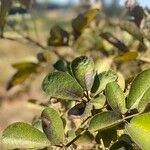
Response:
[[65, 127, 88, 147]]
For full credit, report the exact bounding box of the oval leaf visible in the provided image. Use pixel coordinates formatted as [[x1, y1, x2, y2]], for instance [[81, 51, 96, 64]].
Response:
[[41, 107, 64, 145], [42, 71, 83, 100], [2, 122, 50, 149], [91, 70, 118, 96], [92, 94, 106, 109], [125, 113, 150, 150], [71, 56, 95, 91], [105, 81, 127, 114], [127, 69, 150, 110], [89, 111, 121, 133], [114, 51, 138, 62]]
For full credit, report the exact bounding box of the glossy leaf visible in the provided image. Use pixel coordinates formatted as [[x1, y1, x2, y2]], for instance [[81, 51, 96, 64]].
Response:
[[71, 56, 95, 91], [91, 70, 118, 96], [125, 113, 150, 150], [114, 51, 138, 62], [42, 71, 83, 100], [0, 0, 12, 37], [89, 111, 121, 132], [72, 9, 99, 39], [48, 25, 69, 46], [2, 122, 50, 149], [105, 81, 127, 114], [41, 107, 64, 145], [127, 69, 150, 110]]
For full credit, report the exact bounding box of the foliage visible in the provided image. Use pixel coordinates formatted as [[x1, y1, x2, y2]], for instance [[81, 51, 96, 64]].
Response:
[[1, 1, 150, 149]]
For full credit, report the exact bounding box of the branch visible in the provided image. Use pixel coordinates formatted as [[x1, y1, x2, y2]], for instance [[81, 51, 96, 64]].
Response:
[[65, 127, 88, 148]]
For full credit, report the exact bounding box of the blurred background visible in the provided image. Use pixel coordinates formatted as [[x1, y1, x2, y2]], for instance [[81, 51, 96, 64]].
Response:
[[0, 0, 149, 149]]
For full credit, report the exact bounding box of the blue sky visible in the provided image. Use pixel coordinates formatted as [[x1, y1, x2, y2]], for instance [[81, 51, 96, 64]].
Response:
[[39, 0, 150, 7]]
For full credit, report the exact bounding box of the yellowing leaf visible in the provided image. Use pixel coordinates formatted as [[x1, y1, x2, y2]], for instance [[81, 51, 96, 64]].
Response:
[[48, 25, 69, 46], [114, 51, 138, 62], [72, 9, 99, 39]]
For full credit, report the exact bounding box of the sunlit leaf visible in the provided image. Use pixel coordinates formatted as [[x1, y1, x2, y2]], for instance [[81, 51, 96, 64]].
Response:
[[125, 113, 150, 150], [71, 56, 95, 91], [12, 62, 39, 71], [114, 51, 138, 62], [42, 71, 83, 100], [72, 9, 99, 39], [105, 81, 127, 114], [127, 69, 150, 110], [7, 70, 34, 90], [41, 107, 64, 145], [2, 122, 50, 149], [48, 25, 69, 46], [89, 111, 121, 132], [92, 94, 106, 109]]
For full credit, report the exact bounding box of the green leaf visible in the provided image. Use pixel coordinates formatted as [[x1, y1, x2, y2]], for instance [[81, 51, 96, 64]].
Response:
[[125, 113, 150, 150], [72, 9, 99, 39], [71, 56, 95, 91], [92, 94, 106, 109], [41, 107, 64, 145], [42, 71, 83, 100], [2, 122, 50, 149], [48, 25, 69, 46], [96, 129, 117, 147], [53, 60, 68, 72], [110, 140, 133, 150], [89, 111, 121, 132], [127, 69, 150, 110], [91, 70, 118, 96], [114, 51, 138, 62], [0, 0, 12, 37], [105, 81, 127, 114], [138, 87, 150, 112]]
